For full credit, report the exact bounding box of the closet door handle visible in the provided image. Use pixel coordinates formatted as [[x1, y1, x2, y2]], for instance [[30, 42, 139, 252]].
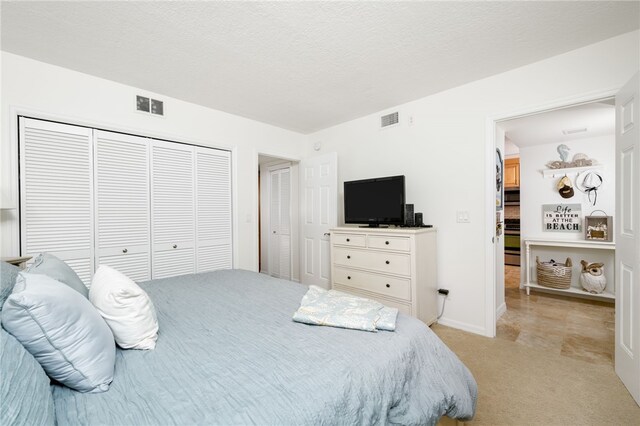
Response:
[[346, 238, 350, 242], [173, 244, 178, 249], [385, 260, 390, 265], [347, 255, 351, 259], [386, 284, 390, 288], [347, 276, 351, 280], [122, 248, 128, 254], [385, 241, 390, 245]]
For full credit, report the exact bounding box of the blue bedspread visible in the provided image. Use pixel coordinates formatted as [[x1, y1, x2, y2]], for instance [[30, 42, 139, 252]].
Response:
[[53, 270, 476, 425]]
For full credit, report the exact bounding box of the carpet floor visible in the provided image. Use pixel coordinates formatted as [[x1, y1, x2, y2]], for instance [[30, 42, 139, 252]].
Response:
[[431, 324, 640, 425]]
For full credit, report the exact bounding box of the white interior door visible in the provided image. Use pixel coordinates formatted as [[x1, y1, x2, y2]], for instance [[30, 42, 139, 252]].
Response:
[[151, 140, 196, 279], [94, 130, 151, 282], [615, 72, 640, 406], [19, 118, 94, 285], [299, 152, 337, 288], [268, 167, 291, 279]]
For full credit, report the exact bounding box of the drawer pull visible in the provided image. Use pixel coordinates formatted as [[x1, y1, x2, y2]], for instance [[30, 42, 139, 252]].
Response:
[[173, 244, 178, 249], [385, 241, 389, 245], [347, 255, 351, 259], [346, 238, 350, 242], [347, 276, 351, 280], [385, 260, 390, 265], [122, 248, 128, 254], [386, 284, 391, 288]]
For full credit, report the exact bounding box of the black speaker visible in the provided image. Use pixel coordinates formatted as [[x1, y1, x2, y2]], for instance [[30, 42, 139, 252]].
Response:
[[404, 204, 414, 226], [415, 212, 424, 227]]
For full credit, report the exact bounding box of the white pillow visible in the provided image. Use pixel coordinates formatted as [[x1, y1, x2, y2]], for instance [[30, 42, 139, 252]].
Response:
[[89, 265, 158, 350]]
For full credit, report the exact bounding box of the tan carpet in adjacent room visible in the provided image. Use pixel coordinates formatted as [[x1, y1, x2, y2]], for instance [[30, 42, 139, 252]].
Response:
[[431, 324, 640, 425]]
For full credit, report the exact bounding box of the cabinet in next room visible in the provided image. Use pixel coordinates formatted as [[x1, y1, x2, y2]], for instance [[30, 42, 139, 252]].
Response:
[[504, 158, 520, 188], [329, 227, 438, 325]]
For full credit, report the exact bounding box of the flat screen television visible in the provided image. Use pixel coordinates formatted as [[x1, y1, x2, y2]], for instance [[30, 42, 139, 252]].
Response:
[[344, 175, 405, 227]]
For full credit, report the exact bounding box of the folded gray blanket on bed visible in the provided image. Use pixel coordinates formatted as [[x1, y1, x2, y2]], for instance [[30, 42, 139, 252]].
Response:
[[52, 269, 477, 425]]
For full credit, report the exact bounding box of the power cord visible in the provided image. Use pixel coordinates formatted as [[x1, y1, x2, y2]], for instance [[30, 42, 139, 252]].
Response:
[[436, 289, 449, 321]]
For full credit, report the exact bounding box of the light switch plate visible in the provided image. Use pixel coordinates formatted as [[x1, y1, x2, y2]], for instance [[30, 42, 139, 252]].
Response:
[[457, 210, 470, 223]]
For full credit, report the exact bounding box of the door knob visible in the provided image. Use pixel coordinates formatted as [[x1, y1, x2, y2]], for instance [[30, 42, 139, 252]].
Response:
[[386, 284, 390, 288], [122, 248, 128, 253], [346, 238, 350, 242], [385, 260, 390, 264], [347, 255, 351, 259], [173, 244, 178, 249], [347, 276, 351, 280], [385, 241, 389, 245], [324, 232, 330, 236]]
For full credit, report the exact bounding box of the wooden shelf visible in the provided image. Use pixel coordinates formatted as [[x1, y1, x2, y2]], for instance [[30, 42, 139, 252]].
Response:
[[524, 239, 615, 250], [524, 282, 615, 302], [540, 164, 604, 178], [523, 238, 616, 303]]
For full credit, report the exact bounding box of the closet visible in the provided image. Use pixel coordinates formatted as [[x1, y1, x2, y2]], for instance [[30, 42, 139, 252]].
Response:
[[19, 117, 232, 285]]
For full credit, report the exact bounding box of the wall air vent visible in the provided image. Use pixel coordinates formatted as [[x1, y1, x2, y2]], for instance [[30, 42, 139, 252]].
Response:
[[562, 127, 587, 135], [380, 112, 399, 128], [136, 95, 164, 116]]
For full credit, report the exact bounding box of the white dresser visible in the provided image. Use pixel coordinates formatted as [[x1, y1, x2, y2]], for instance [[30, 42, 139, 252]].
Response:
[[330, 227, 438, 325]]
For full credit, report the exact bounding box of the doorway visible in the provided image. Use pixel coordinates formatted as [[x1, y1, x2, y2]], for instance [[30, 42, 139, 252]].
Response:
[[493, 99, 617, 365], [258, 155, 300, 282]]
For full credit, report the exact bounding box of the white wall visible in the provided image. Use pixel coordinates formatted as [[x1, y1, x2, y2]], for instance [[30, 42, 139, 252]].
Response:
[[306, 31, 639, 335], [519, 134, 615, 242], [504, 139, 520, 158], [0, 52, 308, 271]]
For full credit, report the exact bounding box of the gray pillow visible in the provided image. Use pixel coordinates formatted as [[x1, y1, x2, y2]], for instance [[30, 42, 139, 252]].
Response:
[[1, 272, 115, 393], [0, 262, 20, 312], [27, 253, 88, 298], [1, 327, 55, 425]]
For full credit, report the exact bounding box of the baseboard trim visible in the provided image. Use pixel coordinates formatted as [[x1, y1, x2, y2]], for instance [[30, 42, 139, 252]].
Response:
[[496, 302, 507, 319], [436, 317, 486, 336]]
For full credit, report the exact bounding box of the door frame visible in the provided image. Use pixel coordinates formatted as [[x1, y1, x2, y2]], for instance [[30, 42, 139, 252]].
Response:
[[256, 151, 301, 280], [484, 88, 620, 337], [263, 162, 293, 279]]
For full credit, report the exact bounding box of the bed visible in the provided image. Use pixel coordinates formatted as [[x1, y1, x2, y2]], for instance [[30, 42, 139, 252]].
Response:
[[3, 267, 477, 425]]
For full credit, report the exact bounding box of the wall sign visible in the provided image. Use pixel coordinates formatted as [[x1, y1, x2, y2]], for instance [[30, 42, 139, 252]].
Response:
[[542, 204, 582, 232]]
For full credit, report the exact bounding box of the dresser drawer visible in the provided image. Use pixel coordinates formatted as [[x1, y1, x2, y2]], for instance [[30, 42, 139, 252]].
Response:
[[332, 284, 412, 315], [367, 235, 410, 251], [332, 233, 366, 248], [333, 247, 411, 276], [333, 267, 411, 301]]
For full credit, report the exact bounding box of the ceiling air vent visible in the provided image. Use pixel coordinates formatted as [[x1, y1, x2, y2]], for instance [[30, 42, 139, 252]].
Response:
[[562, 127, 587, 136], [136, 95, 164, 116], [381, 112, 399, 128]]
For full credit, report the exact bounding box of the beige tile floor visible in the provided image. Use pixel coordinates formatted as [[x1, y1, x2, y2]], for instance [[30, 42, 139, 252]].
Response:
[[497, 265, 615, 366]]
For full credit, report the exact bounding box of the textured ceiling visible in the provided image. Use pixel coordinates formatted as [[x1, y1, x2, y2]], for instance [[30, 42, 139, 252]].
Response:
[[2, 1, 638, 134], [500, 101, 615, 148]]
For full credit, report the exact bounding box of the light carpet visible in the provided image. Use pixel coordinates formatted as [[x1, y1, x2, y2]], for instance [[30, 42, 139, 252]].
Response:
[[432, 324, 640, 425]]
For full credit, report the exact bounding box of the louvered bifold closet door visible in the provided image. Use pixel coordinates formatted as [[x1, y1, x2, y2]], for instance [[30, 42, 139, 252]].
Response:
[[195, 147, 232, 272], [94, 131, 151, 281], [151, 141, 196, 279], [278, 168, 291, 280], [268, 167, 291, 279], [269, 170, 281, 277], [19, 118, 94, 285]]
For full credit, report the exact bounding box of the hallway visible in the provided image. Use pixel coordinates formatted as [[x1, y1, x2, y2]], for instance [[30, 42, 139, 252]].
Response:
[[497, 265, 614, 366]]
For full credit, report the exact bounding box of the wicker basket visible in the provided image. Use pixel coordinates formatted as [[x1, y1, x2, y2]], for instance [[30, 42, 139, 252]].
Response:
[[536, 257, 572, 289]]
